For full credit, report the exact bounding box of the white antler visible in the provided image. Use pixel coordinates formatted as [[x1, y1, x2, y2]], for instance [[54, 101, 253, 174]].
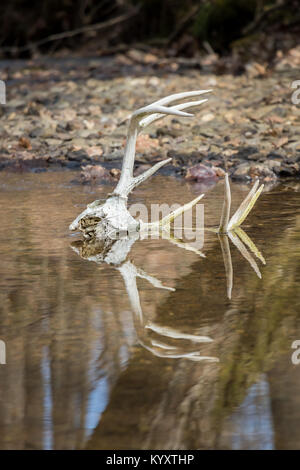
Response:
[[114, 90, 211, 198], [70, 89, 212, 240], [218, 174, 264, 233]]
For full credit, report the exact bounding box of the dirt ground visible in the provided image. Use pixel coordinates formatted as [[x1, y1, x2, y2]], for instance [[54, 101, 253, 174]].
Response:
[[0, 49, 300, 184]]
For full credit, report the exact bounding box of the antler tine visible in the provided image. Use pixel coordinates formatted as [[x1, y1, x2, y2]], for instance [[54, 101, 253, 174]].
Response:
[[132, 104, 193, 121], [125, 157, 172, 195], [148, 89, 212, 107], [139, 98, 208, 129], [219, 173, 231, 233], [228, 180, 263, 230], [118, 90, 211, 126], [140, 193, 204, 231], [114, 91, 212, 198]]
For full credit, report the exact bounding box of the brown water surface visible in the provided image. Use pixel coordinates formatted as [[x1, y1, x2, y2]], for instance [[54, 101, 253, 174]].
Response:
[[0, 171, 300, 449]]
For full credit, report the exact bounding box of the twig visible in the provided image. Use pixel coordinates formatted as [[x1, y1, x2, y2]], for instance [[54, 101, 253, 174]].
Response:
[[167, 4, 202, 45], [0, 8, 140, 54], [242, 0, 285, 35]]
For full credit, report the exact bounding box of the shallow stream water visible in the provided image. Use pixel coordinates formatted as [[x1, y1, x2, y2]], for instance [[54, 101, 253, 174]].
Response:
[[0, 171, 300, 449]]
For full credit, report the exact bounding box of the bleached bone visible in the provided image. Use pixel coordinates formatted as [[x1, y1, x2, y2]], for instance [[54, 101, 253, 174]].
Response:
[[69, 90, 211, 240], [215, 174, 266, 297], [228, 182, 264, 231], [219, 174, 231, 233], [217, 174, 264, 233], [70, 89, 266, 302], [116, 90, 210, 197], [141, 193, 204, 232]]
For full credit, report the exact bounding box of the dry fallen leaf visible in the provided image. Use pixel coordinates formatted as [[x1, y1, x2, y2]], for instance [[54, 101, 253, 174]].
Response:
[[267, 115, 284, 124], [223, 149, 239, 157], [225, 138, 241, 147], [86, 146, 103, 157], [18, 136, 32, 150], [83, 120, 95, 130], [110, 168, 121, 179], [224, 112, 236, 124], [201, 113, 215, 123], [58, 109, 77, 121], [275, 136, 289, 148]]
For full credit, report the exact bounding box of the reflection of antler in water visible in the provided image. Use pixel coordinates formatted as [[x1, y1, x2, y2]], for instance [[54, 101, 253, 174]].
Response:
[[69, 88, 265, 306], [71, 174, 265, 314], [71, 225, 205, 266], [218, 174, 264, 234], [69, 91, 211, 241], [218, 229, 266, 300], [118, 260, 219, 362], [218, 234, 233, 300], [117, 260, 174, 323], [71, 238, 219, 363]]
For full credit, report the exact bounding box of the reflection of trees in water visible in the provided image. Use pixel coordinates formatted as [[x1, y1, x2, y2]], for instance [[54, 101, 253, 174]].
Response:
[[1, 180, 300, 449], [86, 194, 300, 449], [216, 213, 300, 449], [0, 237, 136, 449], [0, 178, 199, 449]]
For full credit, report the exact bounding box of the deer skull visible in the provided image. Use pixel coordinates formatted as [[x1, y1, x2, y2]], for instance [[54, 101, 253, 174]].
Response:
[[69, 90, 211, 240]]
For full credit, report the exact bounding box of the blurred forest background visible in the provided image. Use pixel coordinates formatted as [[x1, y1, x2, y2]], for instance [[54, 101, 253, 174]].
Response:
[[1, 0, 299, 67]]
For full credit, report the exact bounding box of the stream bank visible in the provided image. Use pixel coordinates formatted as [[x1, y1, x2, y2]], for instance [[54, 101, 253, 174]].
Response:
[[0, 54, 299, 184]]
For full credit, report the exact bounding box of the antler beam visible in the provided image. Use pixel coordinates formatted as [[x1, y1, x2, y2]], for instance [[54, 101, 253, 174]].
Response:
[[70, 90, 211, 240]]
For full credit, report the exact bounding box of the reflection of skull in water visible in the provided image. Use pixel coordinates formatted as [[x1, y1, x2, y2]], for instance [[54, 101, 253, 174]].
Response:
[[69, 90, 266, 360], [71, 236, 219, 363]]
